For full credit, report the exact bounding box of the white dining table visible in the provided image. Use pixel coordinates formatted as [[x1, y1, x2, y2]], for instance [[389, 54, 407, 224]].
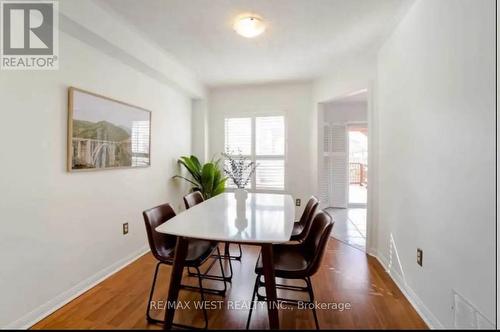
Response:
[[155, 192, 295, 329]]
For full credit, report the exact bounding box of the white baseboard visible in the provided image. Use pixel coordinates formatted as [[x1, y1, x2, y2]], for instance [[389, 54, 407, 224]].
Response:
[[368, 250, 444, 329], [5, 245, 150, 329]]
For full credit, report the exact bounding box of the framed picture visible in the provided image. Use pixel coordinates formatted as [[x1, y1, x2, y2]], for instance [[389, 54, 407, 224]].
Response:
[[67, 87, 151, 172]]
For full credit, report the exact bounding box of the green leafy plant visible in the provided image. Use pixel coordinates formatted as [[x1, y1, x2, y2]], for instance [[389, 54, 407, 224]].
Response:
[[173, 155, 227, 199]]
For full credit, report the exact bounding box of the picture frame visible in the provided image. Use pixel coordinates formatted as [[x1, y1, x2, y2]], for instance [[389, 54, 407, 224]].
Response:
[[67, 87, 152, 172]]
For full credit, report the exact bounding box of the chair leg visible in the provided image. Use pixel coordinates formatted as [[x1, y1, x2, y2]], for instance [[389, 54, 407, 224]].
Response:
[[146, 262, 162, 323], [305, 277, 320, 330], [183, 247, 227, 296], [246, 274, 260, 330], [195, 266, 209, 330], [206, 252, 233, 281], [207, 242, 238, 280], [224, 242, 243, 261], [187, 256, 217, 277], [191, 245, 233, 282], [215, 246, 227, 293], [226, 244, 234, 279], [238, 244, 243, 258], [252, 275, 320, 330], [145, 262, 211, 329], [203, 246, 231, 283]]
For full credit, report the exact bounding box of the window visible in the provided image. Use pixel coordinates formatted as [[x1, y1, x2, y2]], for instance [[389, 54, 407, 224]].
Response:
[[224, 115, 285, 191], [224, 118, 251, 155]]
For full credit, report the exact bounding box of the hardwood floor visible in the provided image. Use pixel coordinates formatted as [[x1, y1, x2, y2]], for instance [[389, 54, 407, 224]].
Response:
[[32, 239, 427, 329]]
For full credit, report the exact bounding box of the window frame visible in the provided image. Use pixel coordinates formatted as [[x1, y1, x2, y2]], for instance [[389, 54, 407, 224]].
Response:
[[223, 112, 287, 193]]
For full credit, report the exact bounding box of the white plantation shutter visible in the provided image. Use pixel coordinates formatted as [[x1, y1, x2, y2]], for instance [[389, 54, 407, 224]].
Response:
[[321, 123, 347, 208], [256, 116, 285, 155], [224, 115, 285, 191], [319, 155, 331, 206], [330, 153, 347, 207], [330, 124, 347, 207], [224, 118, 251, 155], [319, 124, 331, 207], [331, 124, 346, 153], [323, 124, 331, 154], [255, 116, 285, 190], [256, 159, 285, 190]]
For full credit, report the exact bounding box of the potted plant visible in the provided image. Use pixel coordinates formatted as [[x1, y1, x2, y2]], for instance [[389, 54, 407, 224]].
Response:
[[173, 155, 227, 199]]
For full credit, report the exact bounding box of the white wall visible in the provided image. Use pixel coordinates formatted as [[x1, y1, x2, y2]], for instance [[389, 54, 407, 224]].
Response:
[[314, 54, 376, 104], [0, 2, 198, 328], [191, 99, 209, 162], [324, 101, 368, 123], [497, 1, 500, 323], [374, 0, 495, 328], [208, 82, 314, 213]]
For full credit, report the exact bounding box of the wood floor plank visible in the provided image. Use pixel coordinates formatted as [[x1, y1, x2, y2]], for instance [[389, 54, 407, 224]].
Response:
[[31, 239, 427, 330]]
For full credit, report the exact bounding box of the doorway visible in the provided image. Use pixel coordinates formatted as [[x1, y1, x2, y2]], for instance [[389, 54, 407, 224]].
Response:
[[348, 124, 368, 207], [318, 89, 368, 251]]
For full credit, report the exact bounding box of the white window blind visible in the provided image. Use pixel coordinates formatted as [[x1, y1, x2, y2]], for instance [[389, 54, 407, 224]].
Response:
[[255, 159, 285, 190], [256, 116, 285, 155], [224, 117, 251, 155], [224, 115, 285, 191]]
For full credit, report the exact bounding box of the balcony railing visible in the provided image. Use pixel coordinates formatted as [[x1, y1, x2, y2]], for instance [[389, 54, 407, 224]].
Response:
[[349, 162, 367, 185]]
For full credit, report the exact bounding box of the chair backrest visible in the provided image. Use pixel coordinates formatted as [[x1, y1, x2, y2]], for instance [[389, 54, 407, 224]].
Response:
[[183, 191, 204, 210], [298, 196, 319, 227], [294, 196, 319, 241], [302, 210, 334, 276], [143, 203, 178, 261]]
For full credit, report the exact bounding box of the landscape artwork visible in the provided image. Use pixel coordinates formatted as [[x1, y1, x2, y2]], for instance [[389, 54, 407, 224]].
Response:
[[68, 88, 151, 171]]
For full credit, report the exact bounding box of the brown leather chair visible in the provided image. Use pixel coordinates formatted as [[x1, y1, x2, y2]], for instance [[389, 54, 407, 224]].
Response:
[[246, 210, 334, 330], [183, 191, 241, 280], [143, 203, 226, 329], [290, 196, 319, 242], [183, 190, 204, 209]]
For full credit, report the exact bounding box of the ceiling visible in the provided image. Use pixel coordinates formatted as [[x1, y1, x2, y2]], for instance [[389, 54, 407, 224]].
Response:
[[101, 0, 413, 87]]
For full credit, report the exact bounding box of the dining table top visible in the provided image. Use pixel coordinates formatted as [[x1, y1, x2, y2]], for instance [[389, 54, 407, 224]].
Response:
[[155, 192, 295, 244]]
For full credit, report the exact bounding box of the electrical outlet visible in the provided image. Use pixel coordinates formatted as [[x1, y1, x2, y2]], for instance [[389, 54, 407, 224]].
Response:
[[417, 248, 423, 266], [123, 222, 129, 235], [295, 198, 301, 206]]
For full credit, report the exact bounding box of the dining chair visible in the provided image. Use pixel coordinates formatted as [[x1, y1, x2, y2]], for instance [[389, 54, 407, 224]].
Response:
[[143, 202, 226, 329], [183, 191, 240, 280], [290, 196, 319, 242], [246, 210, 334, 330], [182, 190, 204, 209]]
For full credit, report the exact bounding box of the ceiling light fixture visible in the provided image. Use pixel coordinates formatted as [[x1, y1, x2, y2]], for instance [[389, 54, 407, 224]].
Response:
[[233, 14, 266, 38]]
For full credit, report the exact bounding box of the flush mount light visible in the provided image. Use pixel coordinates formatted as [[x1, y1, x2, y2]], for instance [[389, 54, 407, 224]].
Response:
[[233, 15, 266, 38]]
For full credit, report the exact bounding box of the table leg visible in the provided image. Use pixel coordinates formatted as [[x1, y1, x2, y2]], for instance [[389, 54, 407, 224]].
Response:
[[261, 243, 279, 329], [163, 237, 188, 330]]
